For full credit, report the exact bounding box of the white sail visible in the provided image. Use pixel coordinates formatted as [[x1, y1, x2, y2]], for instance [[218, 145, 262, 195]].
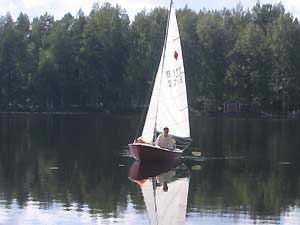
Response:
[[142, 2, 190, 143]]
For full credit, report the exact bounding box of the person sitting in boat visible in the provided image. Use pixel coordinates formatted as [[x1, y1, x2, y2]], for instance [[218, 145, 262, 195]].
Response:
[[155, 127, 176, 150]]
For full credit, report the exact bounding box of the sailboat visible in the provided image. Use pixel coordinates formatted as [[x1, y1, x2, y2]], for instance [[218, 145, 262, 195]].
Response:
[[129, 0, 191, 161]]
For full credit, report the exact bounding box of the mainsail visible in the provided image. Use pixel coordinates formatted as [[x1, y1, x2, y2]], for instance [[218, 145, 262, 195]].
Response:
[[141, 1, 190, 143]]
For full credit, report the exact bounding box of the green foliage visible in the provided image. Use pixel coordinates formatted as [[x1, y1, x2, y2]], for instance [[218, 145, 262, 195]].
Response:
[[0, 13, 22, 108], [79, 3, 131, 111], [226, 23, 272, 108], [1, 2, 300, 113], [127, 8, 167, 110]]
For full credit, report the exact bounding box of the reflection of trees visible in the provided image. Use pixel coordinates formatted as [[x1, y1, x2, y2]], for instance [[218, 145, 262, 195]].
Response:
[[189, 117, 300, 218], [189, 160, 300, 218], [0, 114, 144, 216]]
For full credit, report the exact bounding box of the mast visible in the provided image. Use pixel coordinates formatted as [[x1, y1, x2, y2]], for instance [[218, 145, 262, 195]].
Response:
[[152, 0, 174, 142], [141, 0, 189, 143]]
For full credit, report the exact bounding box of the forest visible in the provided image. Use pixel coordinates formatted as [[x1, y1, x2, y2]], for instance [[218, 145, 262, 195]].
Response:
[[0, 1, 300, 113]]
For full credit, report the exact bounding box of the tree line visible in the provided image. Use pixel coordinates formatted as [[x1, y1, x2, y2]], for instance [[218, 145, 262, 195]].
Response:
[[1, 1, 300, 113]]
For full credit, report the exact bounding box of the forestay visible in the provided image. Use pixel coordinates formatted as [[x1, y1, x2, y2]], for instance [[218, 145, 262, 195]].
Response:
[[141, 2, 190, 143]]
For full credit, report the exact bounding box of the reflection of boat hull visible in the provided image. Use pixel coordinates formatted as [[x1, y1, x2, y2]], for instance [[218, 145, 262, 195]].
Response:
[[128, 143, 182, 161], [128, 159, 181, 181]]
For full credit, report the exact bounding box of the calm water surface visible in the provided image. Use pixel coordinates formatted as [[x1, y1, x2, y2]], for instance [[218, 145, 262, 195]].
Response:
[[0, 114, 299, 225]]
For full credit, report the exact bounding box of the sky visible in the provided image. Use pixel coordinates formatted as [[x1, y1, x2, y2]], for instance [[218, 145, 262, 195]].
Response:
[[0, 0, 300, 22]]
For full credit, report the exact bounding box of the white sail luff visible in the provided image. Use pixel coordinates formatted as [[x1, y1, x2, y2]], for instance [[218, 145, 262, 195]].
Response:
[[141, 54, 164, 143], [142, 2, 190, 143]]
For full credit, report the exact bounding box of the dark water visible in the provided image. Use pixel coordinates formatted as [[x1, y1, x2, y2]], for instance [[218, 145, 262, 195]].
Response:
[[0, 114, 299, 225]]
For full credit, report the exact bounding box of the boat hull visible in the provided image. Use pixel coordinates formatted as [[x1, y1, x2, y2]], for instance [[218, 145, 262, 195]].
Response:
[[128, 143, 182, 161]]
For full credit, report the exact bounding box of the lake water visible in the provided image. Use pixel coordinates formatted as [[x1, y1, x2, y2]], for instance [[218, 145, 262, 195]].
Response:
[[0, 114, 299, 225]]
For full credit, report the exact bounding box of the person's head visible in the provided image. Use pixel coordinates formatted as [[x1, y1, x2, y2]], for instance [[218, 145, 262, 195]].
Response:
[[163, 182, 168, 192], [163, 127, 169, 137]]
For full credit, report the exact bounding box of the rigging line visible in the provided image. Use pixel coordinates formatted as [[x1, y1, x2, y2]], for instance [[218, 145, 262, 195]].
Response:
[[134, 1, 176, 139], [134, 49, 162, 137], [152, 0, 173, 142], [135, 79, 156, 139]]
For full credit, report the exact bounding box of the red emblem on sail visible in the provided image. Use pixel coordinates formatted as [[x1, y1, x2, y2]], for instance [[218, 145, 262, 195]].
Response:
[[174, 50, 178, 60]]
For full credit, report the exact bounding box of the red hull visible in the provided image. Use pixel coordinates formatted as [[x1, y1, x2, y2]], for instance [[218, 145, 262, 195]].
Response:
[[128, 143, 182, 161]]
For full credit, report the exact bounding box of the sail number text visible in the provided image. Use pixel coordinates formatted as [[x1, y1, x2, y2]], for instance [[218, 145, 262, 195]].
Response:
[[166, 66, 184, 88]]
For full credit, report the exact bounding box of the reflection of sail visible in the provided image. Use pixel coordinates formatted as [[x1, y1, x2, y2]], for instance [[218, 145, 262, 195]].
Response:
[[129, 161, 190, 225], [142, 177, 190, 225]]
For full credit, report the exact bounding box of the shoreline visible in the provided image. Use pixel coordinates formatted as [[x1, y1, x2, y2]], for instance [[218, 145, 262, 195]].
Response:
[[0, 110, 299, 119]]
